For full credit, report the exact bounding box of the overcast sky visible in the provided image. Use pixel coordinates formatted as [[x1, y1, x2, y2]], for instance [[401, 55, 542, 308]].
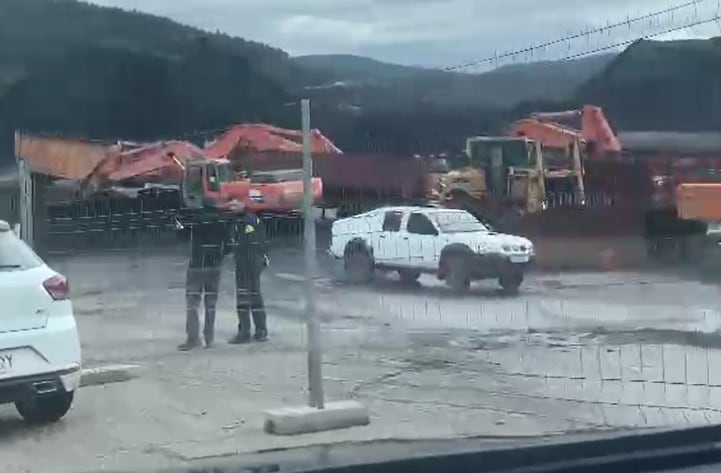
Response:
[[87, 0, 719, 68]]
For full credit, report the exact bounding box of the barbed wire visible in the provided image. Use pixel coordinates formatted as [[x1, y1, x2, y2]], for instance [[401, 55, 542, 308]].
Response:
[[444, 0, 712, 71], [559, 13, 721, 62]]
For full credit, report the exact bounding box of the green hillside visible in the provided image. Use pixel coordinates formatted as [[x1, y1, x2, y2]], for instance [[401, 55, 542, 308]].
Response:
[[0, 0, 720, 164], [577, 37, 721, 131], [296, 53, 615, 109]]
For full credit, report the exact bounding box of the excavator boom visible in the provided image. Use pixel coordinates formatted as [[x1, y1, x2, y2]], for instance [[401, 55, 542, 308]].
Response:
[[508, 105, 621, 159]]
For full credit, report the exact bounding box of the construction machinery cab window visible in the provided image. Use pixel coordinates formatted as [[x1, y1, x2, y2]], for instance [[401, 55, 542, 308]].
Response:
[[407, 213, 438, 236], [186, 166, 203, 195], [208, 165, 221, 191], [383, 211, 403, 232]]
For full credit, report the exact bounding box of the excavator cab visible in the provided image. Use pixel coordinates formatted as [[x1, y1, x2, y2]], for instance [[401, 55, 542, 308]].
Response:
[[181, 159, 234, 209]]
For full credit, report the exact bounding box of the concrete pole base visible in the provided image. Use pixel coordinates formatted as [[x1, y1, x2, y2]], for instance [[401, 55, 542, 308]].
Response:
[[264, 400, 370, 435]]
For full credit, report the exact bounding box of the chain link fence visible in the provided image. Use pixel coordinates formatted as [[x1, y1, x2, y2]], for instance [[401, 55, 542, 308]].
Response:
[[17, 172, 720, 435]]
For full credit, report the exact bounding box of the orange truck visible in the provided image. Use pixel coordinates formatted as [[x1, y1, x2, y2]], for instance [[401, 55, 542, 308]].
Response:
[[677, 183, 721, 222], [674, 183, 721, 265], [677, 183, 721, 240]]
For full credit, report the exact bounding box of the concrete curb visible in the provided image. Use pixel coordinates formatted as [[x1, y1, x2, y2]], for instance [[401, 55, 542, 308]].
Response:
[[264, 400, 370, 435], [80, 364, 140, 388]]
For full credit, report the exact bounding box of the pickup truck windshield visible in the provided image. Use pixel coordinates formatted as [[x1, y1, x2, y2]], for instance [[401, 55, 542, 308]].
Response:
[[431, 211, 489, 233]]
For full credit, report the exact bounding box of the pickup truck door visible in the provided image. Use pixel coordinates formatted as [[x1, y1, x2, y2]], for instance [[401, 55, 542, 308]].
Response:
[[405, 213, 441, 270], [375, 210, 410, 266]]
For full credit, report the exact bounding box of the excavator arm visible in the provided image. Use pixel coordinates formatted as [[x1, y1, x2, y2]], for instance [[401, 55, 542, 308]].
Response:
[[507, 105, 621, 159]]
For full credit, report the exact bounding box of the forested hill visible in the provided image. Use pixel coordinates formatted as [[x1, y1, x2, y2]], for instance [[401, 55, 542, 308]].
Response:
[[0, 0, 720, 167], [576, 37, 721, 132]]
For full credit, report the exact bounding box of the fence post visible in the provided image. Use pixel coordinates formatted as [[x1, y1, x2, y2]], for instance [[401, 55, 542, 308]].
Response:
[[301, 98, 325, 409], [17, 157, 34, 248]]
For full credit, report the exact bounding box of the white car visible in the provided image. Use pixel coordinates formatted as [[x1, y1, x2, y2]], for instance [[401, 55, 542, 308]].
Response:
[[0, 220, 81, 423], [329, 206, 535, 293]]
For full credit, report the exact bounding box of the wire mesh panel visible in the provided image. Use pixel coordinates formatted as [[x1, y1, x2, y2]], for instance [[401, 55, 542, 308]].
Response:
[[7, 3, 721, 470]]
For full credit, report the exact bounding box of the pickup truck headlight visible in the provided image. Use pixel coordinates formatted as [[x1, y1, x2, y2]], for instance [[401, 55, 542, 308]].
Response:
[[502, 245, 512, 252]]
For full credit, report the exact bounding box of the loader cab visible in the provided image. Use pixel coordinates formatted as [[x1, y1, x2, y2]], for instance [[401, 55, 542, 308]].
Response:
[[181, 159, 234, 209], [465, 136, 536, 199]]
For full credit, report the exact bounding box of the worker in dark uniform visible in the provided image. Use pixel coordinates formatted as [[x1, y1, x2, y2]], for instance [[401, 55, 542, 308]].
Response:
[[228, 202, 270, 344], [178, 202, 233, 351]]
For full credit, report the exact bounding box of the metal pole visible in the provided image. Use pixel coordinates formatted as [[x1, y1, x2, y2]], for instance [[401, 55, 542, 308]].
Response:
[[301, 98, 325, 409], [17, 156, 33, 248]]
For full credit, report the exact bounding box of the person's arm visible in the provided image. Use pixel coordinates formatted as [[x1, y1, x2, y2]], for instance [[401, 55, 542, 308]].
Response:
[[254, 214, 269, 257]]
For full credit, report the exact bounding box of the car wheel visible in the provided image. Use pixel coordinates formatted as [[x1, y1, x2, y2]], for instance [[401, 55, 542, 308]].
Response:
[[344, 247, 374, 284], [445, 254, 470, 294], [16, 391, 74, 424], [398, 269, 421, 285], [499, 270, 524, 295]]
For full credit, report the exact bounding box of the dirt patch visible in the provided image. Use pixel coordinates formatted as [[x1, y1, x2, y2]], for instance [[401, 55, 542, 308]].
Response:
[[531, 236, 647, 271]]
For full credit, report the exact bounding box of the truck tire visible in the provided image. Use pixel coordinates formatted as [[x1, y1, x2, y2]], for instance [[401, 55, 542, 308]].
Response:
[[499, 270, 523, 295], [344, 244, 374, 284], [398, 269, 421, 285], [445, 254, 470, 294]]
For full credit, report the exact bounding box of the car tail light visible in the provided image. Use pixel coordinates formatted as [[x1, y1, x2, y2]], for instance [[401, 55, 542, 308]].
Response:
[[43, 274, 69, 301]]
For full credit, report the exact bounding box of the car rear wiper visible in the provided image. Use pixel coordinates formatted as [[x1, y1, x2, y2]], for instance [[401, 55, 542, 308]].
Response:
[[0, 264, 21, 269]]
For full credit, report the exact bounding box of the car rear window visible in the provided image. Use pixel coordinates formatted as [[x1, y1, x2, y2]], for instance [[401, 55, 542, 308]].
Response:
[[0, 230, 43, 270]]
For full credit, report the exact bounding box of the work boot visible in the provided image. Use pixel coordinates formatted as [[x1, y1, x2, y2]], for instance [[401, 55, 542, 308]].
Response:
[[229, 332, 251, 344], [204, 328, 215, 349], [252, 310, 268, 342], [177, 338, 201, 351], [230, 311, 252, 344], [253, 330, 268, 342]]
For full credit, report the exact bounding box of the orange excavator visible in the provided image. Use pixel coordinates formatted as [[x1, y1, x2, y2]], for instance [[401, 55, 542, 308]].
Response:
[[507, 105, 622, 161], [504, 104, 624, 211], [437, 106, 620, 226], [203, 124, 332, 214], [93, 124, 330, 215]]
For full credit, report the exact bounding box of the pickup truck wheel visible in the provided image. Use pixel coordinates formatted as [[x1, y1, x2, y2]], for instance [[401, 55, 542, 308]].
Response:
[[344, 248, 374, 284], [398, 269, 421, 285], [499, 271, 523, 295], [445, 255, 470, 294]]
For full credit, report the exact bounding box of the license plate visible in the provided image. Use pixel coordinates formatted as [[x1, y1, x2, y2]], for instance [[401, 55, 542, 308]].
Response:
[[510, 255, 529, 263], [0, 354, 13, 374]]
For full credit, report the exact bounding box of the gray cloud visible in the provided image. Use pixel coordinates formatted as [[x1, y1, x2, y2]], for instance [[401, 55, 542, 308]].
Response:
[[87, 0, 719, 68]]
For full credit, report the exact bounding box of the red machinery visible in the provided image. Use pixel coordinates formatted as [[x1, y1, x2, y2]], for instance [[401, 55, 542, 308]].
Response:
[[507, 105, 622, 160]]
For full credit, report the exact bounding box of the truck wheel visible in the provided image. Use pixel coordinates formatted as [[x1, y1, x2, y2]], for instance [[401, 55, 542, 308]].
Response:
[[445, 254, 470, 294], [398, 269, 421, 285], [499, 270, 523, 295], [16, 391, 74, 424], [344, 247, 374, 284]]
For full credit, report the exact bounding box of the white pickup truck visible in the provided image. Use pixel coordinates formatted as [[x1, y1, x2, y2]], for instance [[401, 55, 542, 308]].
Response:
[[329, 206, 535, 293]]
